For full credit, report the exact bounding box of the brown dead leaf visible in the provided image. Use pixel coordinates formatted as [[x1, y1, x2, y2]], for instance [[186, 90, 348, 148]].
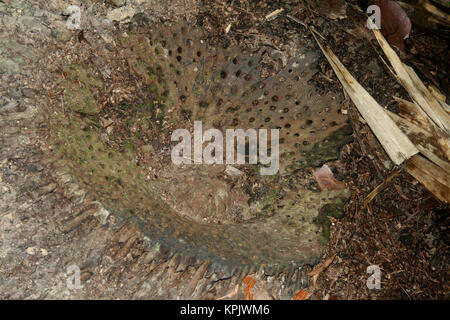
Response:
[[293, 289, 312, 300], [313, 165, 347, 191], [376, 0, 411, 51]]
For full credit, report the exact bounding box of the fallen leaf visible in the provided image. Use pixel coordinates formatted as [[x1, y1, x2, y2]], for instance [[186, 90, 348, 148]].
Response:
[[244, 276, 256, 300], [293, 289, 312, 300], [376, 0, 412, 51], [313, 165, 347, 191]]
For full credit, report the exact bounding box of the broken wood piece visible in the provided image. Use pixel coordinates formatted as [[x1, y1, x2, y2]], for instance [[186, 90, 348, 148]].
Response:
[[370, 23, 450, 134], [427, 84, 447, 105], [406, 154, 450, 203], [391, 97, 450, 160], [312, 34, 418, 165], [405, 64, 450, 123], [286, 14, 309, 29], [398, 0, 450, 29], [387, 110, 450, 170], [265, 8, 284, 21], [422, 0, 450, 26], [393, 96, 433, 133]]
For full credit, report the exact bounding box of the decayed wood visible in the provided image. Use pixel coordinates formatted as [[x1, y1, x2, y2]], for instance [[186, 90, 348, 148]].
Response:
[[407, 154, 450, 203], [421, 0, 450, 26], [371, 24, 450, 134], [311, 32, 418, 165], [311, 24, 449, 202], [398, 1, 450, 30], [405, 64, 450, 122], [428, 86, 450, 114], [392, 96, 450, 160], [387, 110, 450, 172], [427, 84, 449, 112], [394, 97, 433, 132], [368, 22, 450, 202]]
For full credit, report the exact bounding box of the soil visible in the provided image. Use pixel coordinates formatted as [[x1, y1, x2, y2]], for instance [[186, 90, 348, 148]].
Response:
[[0, 0, 448, 300]]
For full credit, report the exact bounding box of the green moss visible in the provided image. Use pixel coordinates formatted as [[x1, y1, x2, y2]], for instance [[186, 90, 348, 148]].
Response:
[[63, 63, 103, 115], [254, 186, 282, 218], [315, 197, 347, 244]]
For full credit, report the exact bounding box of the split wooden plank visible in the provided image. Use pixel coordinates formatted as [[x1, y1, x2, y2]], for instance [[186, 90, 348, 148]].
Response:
[[392, 97, 450, 160], [393, 96, 434, 133], [311, 32, 418, 165], [427, 84, 450, 114], [422, 0, 450, 26], [370, 24, 450, 134], [387, 110, 450, 172], [407, 154, 450, 203]]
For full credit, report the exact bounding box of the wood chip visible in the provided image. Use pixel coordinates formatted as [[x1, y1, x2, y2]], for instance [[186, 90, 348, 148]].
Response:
[[265, 8, 284, 21], [387, 110, 450, 171], [407, 154, 450, 203]]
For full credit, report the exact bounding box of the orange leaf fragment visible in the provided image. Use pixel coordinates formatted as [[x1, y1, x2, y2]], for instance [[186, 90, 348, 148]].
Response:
[[243, 276, 254, 285], [243, 276, 256, 300], [293, 289, 311, 300]]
